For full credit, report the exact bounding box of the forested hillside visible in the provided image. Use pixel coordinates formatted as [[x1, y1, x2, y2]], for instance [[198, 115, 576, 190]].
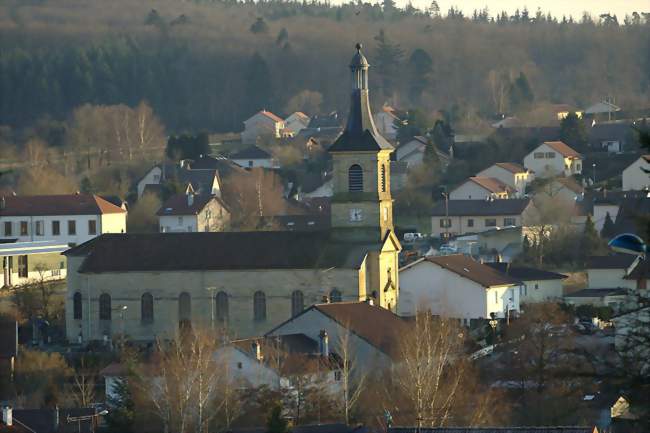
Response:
[[0, 0, 649, 133]]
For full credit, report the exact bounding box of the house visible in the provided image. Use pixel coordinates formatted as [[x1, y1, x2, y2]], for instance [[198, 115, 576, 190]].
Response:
[[584, 100, 621, 120], [1, 407, 98, 433], [477, 162, 532, 197], [533, 176, 584, 203], [453, 226, 530, 263], [588, 123, 633, 153], [389, 427, 599, 433], [241, 110, 285, 145], [398, 255, 522, 322], [284, 112, 310, 134], [0, 194, 126, 247], [611, 193, 650, 238], [550, 103, 583, 120], [485, 262, 567, 303], [449, 177, 514, 200], [373, 105, 402, 140], [136, 161, 224, 198], [586, 255, 641, 291], [266, 301, 408, 368], [394, 136, 451, 169], [230, 146, 278, 169], [1, 240, 69, 287], [431, 198, 533, 239], [157, 188, 230, 233], [564, 288, 629, 310], [622, 155, 650, 191], [64, 44, 402, 343], [523, 141, 583, 178]]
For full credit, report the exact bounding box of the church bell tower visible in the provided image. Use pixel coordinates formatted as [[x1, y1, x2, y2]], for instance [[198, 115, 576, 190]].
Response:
[[329, 43, 395, 243]]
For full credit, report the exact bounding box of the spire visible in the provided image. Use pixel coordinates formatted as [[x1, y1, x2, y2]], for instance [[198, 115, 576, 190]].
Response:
[[329, 43, 393, 152]]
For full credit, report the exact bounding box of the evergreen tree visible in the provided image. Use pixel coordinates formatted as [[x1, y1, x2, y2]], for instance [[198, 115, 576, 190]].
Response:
[[509, 72, 534, 112], [580, 215, 602, 262], [266, 405, 289, 433], [427, 0, 440, 17], [430, 119, 454, 154], [394, 109, 429, 143], [250, 17, 269, 34], [600, 212, 616, 239], [407, 48, 433, 103], [560, 112, 588, 151], [244, 53, 273, 117], [276, 28, 289, 46], [373, 29, 404, 97], [105, 378, 135, 433]]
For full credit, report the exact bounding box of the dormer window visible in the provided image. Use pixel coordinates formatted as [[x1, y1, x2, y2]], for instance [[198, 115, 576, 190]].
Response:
[[348, 164, 363, 192]]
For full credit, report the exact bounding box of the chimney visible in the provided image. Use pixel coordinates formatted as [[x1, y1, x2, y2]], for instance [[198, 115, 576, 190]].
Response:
[[251, 341, 262, 361], [321, 295, 330, 303], [2, 406, 12, 426], [53, 406, 59, 431], [319, 330, 329, 357]]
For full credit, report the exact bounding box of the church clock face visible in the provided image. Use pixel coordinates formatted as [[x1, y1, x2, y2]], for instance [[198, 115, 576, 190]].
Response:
[[349, 208, 363, 222]]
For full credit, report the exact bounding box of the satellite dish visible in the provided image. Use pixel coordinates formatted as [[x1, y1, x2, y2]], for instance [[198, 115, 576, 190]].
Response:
[[608, 233, 646, 256]]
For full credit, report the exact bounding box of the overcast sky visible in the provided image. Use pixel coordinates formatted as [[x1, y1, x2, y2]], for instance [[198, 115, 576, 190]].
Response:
[[406, 1, 649, 19]]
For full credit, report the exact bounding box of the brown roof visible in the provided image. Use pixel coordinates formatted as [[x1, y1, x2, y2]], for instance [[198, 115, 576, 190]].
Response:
[[495, 162, 526, 174], [555, 177, 584, 194], [421, 255, 520, 287], [259, 110, 284, 123], [467, 177, 514, 194], [156, 194, 228, 216], [543, 141, 582, 158], [0, 194, 125, 216]]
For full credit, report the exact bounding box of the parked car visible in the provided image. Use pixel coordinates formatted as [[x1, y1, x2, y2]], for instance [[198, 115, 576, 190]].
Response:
[[438, 244, 458, 255], [403, 232, 424, 243]]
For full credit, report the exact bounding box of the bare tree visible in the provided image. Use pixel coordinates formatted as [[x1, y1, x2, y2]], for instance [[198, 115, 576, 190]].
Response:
[[336, 325, 366, 424], [70, 358, 96, 408]]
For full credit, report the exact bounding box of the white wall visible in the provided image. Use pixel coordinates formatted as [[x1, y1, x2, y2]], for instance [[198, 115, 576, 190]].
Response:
[[242, 114, 283, 145], [374, 112, 398, 140], [449, 181, 492, 200], [398, 260, 520, 320], [159, 215, 198, 233], [395, 140, 422, 167], [524, 143, 582, 178], [137, 166, 162, 198], [520, 279, 564, 303], [231, 158, 277, 169], [431, 214, 522, 238], [214, 346, 281, 389], [588, 268, 637, 290], [622, 157, 650, 191], [477, 166, 530, 197], [593, 204, 619, 232]]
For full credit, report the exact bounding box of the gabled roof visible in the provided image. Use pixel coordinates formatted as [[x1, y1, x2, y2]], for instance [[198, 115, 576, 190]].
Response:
[[585, 101, 621, 115], [0, 194, 125, 216], [230, 146, 272, 160], [431, 198, 531, 217], [484, 263, 567, 281], [554, 177, 584, 194], [587, 255, 638, 270], [156, 194, 228, 216], [462, 177, 514, 194], [65, 232, 380, 272], [541, 141, 582, 159], [255, 110, 284, 123], [494, 162, 526, 174], [419, 255, 520, 288]]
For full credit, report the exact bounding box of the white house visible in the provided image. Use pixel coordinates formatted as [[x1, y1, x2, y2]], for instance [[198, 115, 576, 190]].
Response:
[[266, 302, 407, 369], [394, 136, 451, 169], [533, 177, 584, 203], [241, 110, 285, 145], [157, 188, 230, 233], [0, 194, 126, 247], [230, 146, 278, 169], [622, 155, 650, 191], [373, 105, 401, 140], [584, 100, 621, 119], [449, 177, 514, 200], [136, 162, 222, 198], [398, 255, 522, 322], [476, 163, 532, 197], [284, 112, 310, 135], [485, 263, 567, 303], [523, 141, 583, 178], [586, 255, 641, 291], [1, 240, 69, 287]]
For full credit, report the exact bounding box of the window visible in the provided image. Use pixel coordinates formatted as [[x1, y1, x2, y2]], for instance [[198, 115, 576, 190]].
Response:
[[381, 164, 386, 192], [216, 291, 229, 322], [18, 255, 28, 278], [20, 221, 28, 236], [485, 218, 497, 227], [99, 294, 111, 320], [467, 219, 474, 228], [88, 220, 97, 235], [504, 217, 516, 226], [334, 371, 342, 381], [291, 290, 304, 317], [73, 292, 83, 320], [68, 220, 76, 235], [141, 293, 154, 324], [576, 163, 582, 171], [534, 152, 544, 159], [35, 221, 44, 236], [178, 217, 184, 225], [3, 222, 11, 236], [248, 160, 254, 168], [545, 152, 556, 158], [348, 164, 363, 192], [153, 174, 160, 182], [253, 291, 266, 321], [52, 221, 60, 236], [237, 362, 243, 369], [179, 292, 191, 328], [330, 289, 342, 303], [440, 218, 451, 228]]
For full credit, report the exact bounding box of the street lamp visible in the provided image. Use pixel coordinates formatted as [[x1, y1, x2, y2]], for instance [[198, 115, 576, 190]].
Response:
[[488, 312, 499, 343], [67, 409, 108, 433], [592, 163, 596, 185], [441, 186, 449, 240]]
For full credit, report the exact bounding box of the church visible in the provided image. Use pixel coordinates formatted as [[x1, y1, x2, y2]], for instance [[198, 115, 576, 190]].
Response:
[[64, 44, 402, 342]]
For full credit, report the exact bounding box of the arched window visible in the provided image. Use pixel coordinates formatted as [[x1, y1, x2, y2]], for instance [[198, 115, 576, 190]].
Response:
[[99, 293, 111, 320], [216, 291, 229, 322], [141, 293, 154, 324], [381, 164, 386, 192], [348, 164, 363, 192], [253, 291, 266, 322], [330, 289, 342, 303], [291, 290, 304, 317], [179, 292, 191, 329], [73, 292, 82, 320]]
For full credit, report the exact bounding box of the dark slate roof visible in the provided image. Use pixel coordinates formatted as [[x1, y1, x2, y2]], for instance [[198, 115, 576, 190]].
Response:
[[156, 194, 228, 216], [588, 122, 632, 143], [307, 112, 342, 129], [230, 146, 272, 160], [587, 255, 637, 269], [227, 424, 369, 433], [625, 258, 650, 280], [485, 263, 567, 281], [389, 428, 596, 433], [565, 288, 628, 298], [186, 155, 248, 177], [431, 199, 531, 217], [176, 169, 218, 195], [0, 194, 125, 216], [232, 333, 318, 356], [65, 232, 380, 272], [422, 255, 520, 287], [613, 195, 650, 237]]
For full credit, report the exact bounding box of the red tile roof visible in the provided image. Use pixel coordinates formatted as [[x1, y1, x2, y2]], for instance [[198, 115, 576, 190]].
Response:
[[543, 141, 582, 158], [467, 177, 514, 194], [259, 110, 284, 123], [421, 255, 520, 288], [495, 162, 526, 174], [0, 194, 125, 216]]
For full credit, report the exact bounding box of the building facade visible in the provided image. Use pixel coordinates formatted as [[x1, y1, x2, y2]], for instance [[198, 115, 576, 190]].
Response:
[[622, 155, 650, 191], [523, 141, 583, 178]]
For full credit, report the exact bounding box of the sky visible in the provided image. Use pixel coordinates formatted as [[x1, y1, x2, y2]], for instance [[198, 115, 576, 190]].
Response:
[[408, 0, 650, 19]]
